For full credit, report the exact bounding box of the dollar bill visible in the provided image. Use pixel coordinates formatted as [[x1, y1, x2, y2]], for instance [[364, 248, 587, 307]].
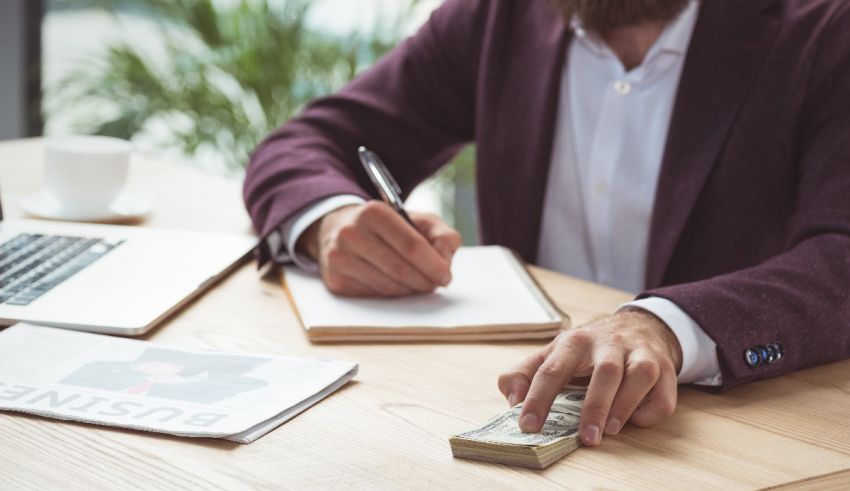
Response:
[[449, 388, 585, 469]]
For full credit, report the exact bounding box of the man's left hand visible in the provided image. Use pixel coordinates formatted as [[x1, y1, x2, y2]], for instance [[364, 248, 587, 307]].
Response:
[[497, 309, 683, 446]]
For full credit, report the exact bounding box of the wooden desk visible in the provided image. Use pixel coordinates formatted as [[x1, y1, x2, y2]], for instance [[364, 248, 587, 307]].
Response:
[[1, 138, 848, 490]]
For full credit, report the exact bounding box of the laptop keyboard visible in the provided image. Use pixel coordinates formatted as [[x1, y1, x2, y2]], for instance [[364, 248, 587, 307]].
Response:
[[0, 233, 123, 306]]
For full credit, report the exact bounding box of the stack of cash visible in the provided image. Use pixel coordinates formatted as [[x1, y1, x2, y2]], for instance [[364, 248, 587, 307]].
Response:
[[449, 388, 585, 469]]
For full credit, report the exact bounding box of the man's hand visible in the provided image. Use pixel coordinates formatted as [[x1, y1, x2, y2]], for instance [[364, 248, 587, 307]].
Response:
[[297, 201, 462, 297], [497, 309, 683, 446]]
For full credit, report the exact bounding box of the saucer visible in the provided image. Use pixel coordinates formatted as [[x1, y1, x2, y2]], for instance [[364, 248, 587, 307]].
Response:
[[19, 190, 155, 224]]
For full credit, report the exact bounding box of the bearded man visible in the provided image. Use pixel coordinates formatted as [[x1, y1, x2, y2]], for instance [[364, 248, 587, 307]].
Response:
[[243, 0, 850, 447]]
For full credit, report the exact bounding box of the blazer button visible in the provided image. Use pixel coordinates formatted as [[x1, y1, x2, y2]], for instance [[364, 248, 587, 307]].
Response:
[[744, 347, 761, 367], [757, 345, 771, 365], [768, 342, 784, 362], [765, 344, 778, 364]]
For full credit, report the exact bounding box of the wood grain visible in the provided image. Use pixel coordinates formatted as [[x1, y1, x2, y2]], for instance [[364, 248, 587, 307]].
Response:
[[766, 469, 850, 491], [1, 138, 849, 490]]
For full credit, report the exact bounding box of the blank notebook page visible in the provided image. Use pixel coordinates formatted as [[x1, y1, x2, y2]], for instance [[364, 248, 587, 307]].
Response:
[[283, 246, 560, 329]]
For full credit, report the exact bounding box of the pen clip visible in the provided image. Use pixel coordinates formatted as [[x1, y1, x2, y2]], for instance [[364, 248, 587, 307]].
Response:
[[357, 146, 420, 232], [358, 146, 403, 203], [370, 149, 402, 195]]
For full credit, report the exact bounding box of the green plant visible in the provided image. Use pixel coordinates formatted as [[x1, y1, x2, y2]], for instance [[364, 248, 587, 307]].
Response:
[[46, 0, 479, 242], [433, 145, 479, 244], [46, 0, 412, 173]]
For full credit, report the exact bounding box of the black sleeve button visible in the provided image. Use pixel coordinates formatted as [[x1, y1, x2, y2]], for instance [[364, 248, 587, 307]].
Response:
[[768, 342, 784, 362], [765, 344, 778, 364], [745, 342, 784, 368], [757, 345, 770, 364]]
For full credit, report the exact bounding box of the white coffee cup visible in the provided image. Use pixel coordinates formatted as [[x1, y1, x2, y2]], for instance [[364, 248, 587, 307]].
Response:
[[44, 136, 133, 216]]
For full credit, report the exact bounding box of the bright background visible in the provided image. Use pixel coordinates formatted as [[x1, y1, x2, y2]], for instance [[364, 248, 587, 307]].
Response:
[[41, 0, 479, 243]]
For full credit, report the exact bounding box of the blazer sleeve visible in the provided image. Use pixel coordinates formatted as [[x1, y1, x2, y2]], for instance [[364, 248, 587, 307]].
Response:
[[640, 9, 850, 391], [242, 0, 490, 263]]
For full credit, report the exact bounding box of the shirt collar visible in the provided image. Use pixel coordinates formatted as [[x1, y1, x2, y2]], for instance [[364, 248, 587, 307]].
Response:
[[655, 0, 699, 56], [571, 1, 700, 59]]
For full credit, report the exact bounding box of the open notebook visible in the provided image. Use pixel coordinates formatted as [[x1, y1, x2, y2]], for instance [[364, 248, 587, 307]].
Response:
[[281, 246, 569, 342]]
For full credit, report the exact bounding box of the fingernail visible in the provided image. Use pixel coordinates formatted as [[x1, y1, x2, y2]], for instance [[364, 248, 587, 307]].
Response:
[[605, 418, 621, 435], [507, 391, 519, 407], [519, 413, 539, 433], [440, 273, 452, 285], [582, 424, 601, 445]]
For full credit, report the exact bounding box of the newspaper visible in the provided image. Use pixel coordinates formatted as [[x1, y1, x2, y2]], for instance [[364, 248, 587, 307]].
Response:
[[0, 323, 358, 443]]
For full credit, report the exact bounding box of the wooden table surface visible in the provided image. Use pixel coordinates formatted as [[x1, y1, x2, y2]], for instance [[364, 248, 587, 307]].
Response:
[[1, 138, 848, 490]]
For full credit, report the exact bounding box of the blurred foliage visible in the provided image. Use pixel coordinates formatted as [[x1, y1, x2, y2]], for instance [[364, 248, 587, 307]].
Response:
[[45, 0, 479, 242], [433, 145, 478, 244], [46, 0, 414, 173]]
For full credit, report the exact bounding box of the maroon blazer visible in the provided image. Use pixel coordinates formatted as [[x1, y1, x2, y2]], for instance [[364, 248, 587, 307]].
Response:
[[244, 0, 850, 391]]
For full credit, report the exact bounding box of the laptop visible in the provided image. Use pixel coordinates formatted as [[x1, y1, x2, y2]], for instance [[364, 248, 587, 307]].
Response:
[[0, 185, 257, 335]]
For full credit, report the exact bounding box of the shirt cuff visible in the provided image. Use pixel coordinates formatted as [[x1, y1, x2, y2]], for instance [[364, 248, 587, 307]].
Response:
[[266, 195, 367, 272], [619, 297, 723, 386]]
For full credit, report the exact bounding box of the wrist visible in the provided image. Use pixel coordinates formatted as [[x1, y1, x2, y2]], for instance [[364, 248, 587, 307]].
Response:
[[296, 204, 360, 262], [296, 220, 321, 261]]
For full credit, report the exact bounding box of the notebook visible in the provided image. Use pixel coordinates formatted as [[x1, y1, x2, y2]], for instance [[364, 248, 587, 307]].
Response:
[[281, 246, 569, 342]]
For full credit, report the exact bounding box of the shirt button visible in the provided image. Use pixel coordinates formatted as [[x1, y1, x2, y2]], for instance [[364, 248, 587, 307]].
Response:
[[594, 181, 608, 195], [613, 80, 631, 95]]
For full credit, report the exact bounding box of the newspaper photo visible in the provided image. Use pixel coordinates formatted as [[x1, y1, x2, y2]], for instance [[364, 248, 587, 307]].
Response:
[[0, 323, 358, 443]]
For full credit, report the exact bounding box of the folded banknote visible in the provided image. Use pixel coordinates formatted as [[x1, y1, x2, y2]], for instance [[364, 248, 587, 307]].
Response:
[[450, 388, 585, 469]]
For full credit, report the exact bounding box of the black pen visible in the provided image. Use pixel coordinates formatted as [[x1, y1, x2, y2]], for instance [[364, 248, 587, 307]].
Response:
[[357, 146, 420, 232]]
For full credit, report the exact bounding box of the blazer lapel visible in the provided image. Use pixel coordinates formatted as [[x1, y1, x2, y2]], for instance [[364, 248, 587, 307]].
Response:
[[498, 19, 571, 262], [645, 0, 781, 288]]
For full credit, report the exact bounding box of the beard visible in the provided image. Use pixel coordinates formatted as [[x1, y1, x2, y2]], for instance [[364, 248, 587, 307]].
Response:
[[551, 0, 691, 33]]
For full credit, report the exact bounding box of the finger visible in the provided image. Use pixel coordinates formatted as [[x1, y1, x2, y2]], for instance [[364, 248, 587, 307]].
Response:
[[322, 243, 413, 297], [578, 348, 625, 446], [629, 360, 677, 428], [353, 232, 439, 293], [335, 220, 438, 293], [339, 254, 416, 297], [361, 203, 452, 286], [411, 214, 462, 262], [519, 331, 592, 432], [340, 274, 383, 297], [497, 349, 548, 406], [321, 270, 380, 297], [603, 349, 660, 436]]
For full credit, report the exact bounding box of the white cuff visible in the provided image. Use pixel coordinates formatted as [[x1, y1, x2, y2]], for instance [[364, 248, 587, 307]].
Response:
[[266, 195, 367, 273], [619, 297, 723, 387]]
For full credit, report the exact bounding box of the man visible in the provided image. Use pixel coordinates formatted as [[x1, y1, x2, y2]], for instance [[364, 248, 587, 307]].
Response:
[[243, 0, 850, 448]]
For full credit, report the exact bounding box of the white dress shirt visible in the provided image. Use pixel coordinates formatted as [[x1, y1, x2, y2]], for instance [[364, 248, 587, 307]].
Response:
[[268, 0, 722, 386]]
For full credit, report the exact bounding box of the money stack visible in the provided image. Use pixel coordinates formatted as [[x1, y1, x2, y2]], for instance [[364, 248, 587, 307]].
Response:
[[449, 389, 585, 469]]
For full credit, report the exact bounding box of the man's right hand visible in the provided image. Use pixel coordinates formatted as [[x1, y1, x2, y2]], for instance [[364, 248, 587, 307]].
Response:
[[296, 201, 462, 297]]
